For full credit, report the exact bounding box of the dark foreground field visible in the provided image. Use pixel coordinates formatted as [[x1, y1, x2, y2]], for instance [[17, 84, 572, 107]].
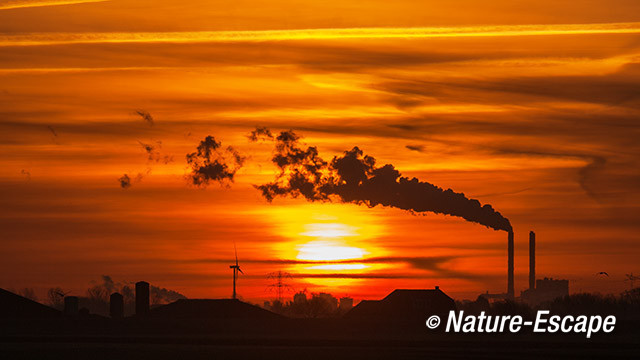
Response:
[[1, 339, 637, 360], [1, 318, 638, 359]]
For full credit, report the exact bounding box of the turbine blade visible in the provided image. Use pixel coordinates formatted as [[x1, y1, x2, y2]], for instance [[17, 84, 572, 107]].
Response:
[[234, 242, 238, 265], [238, 267, 244, 275]]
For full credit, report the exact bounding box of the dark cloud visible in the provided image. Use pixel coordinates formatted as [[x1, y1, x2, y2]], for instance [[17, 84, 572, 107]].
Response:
[[256, 130, 512, 232], [135, 109, 154, 126], [405, 144, 425, 152], [188, 255, 454, 266], [578, 155, 607, 200], [186, 135, 245, 186], [247, 126, 274, 142], [375, 63, 640, 110], [492, 147, 607, 200], [185, 255, 484, 280]]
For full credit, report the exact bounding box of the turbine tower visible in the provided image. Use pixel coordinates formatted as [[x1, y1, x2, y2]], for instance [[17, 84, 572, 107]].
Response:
[[230, 243, 243, 299]]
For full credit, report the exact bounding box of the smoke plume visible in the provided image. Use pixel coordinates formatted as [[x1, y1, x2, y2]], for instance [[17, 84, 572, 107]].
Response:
[[118, 174, 132, 189], [247, 126, 274, 142], [186, 135, 246, 186], [46, 125, 58, 137], [135, 110, 154, 126], [256, 130, 511, 232], [138, 140, 173, 164]]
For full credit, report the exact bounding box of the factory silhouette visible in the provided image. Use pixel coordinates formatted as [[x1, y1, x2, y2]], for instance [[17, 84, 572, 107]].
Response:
[[0, 230, 605, 322], [1, 230, 639, 359]]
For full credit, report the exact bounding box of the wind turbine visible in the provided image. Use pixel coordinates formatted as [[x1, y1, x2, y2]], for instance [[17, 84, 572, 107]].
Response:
[[230, 243, 244, 299]]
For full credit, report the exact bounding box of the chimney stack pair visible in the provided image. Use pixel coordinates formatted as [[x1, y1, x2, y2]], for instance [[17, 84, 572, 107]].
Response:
[[507, 230, 536, 298]]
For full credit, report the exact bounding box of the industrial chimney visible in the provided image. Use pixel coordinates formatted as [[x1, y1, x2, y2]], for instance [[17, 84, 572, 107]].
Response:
[[529, 231, 536, 290], [135, 281, 149, 317], [507, 231, 514, 299]]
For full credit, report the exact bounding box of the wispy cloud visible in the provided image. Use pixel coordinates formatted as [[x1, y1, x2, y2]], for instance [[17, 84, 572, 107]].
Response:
[[1, 22, 640, 47], [0, 0, 108, 10]]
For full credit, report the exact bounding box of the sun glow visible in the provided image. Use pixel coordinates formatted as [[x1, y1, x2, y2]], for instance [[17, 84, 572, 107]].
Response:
[[299, 223, 357, 238], [307, 264, 368, 271], [296, 240, 365, 261]]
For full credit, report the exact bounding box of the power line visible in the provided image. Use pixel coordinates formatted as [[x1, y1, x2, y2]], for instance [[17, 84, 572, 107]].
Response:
[[266, 271, 293, 303]]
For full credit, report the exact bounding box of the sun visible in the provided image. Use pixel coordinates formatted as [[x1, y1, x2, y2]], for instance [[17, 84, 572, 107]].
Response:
[[296, 239, 365, 262]]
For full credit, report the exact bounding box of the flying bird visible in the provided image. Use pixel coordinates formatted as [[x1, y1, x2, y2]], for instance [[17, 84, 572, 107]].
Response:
[[596, 272, 609, 277]]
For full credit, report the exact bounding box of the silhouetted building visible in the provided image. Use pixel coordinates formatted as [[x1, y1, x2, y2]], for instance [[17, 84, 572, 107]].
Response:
[[149, 299, 282, 320], [0, 288, 60, 318], [339, 296, 353, 312], [520, 231, 569, 305], [64, 296, 79, 317], [536, 277, 569, 298], [522, 277, 570, 306], [110, 292, 124, 318], [345, 287, 455, 322], [135, 281, 149, 317]]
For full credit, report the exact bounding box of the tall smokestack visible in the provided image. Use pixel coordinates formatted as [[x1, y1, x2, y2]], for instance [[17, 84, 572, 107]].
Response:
[[529, 231, 536, 290], [507, 231, 514, 299]]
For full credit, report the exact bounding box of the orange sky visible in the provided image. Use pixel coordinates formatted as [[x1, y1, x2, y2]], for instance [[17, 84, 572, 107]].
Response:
[[0, 0, 639, 303]]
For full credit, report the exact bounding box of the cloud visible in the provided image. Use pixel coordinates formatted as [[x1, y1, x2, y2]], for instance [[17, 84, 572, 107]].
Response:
[[405, 144, 425, 152], [2, 22, 640, 47], [492, 146, 607, 200], [185, 255, 484, 280], [0, 0, 108, 10], [188, 255, 454, 266], [375, 63, 640, 110]]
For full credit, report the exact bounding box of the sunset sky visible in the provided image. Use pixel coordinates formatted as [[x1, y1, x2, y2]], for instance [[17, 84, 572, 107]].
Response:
[[1, 0, 639, 303]]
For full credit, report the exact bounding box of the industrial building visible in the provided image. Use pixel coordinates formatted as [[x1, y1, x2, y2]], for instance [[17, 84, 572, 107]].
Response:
[[520, 231, 569, 305]]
